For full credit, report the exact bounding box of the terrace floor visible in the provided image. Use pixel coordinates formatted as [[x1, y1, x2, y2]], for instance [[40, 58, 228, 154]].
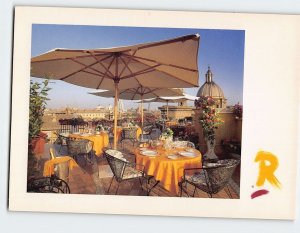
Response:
[[33, 135, 240, 199]]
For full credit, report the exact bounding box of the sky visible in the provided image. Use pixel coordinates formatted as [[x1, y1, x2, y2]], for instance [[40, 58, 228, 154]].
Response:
[[31, 24, 245, 110]]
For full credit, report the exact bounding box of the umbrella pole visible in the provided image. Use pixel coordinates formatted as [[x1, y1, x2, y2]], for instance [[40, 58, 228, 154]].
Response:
[[113, 81, 119, 149], [166, 100, 169, 121], [141, 96, 144, 140]]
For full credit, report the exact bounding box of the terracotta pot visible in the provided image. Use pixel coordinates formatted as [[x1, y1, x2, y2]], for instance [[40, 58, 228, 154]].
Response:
[[31, 136, 46, 156]]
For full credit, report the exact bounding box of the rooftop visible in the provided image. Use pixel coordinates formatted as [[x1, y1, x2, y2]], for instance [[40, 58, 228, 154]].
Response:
[[30, 126, 240, 198]]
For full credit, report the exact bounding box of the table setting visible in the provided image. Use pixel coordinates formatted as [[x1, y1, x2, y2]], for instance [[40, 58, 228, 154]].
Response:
[[135, 139, 202, 194]]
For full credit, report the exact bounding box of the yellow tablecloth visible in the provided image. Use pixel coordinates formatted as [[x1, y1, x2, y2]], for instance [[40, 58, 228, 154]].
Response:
[[115, 127, 142, 141], [166, 121, 178, 127], [69, 132, 109, 156], [43, 156, 78, 177], [135, 148, 202, 194]]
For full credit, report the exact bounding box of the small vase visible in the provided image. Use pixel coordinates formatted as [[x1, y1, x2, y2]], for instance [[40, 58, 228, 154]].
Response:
[[204, 138, 218, 160]]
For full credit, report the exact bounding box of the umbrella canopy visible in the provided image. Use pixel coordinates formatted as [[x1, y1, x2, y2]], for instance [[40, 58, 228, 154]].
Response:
[[31, 34, 200, 148], [143, 93, 198, 103], [31, 34, 200, 89], [141, 93, 198, 119], [90, 87, 183, 100], [90, 87, 183, 137]]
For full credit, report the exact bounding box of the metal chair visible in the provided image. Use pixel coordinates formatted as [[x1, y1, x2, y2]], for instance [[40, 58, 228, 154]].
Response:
[[171, 126, 186, 140], [27, 175, 70, 193], [141, 125, 154, 140], [108, 134, 114, 148], [54, 131, 68, 153], [104, 149, 153, 195], [66, 137, 94, 166], [120, 127, 138, 147], [172, 140, 195, 148], [179, 159, 239, 198]]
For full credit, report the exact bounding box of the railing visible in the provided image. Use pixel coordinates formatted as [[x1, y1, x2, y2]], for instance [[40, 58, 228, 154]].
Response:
[[59, 124, 86, 133]]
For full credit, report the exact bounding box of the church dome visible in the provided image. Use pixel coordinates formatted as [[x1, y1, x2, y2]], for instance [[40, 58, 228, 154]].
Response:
[[197, 67, 226, 109], [197, 67, 225, 99]]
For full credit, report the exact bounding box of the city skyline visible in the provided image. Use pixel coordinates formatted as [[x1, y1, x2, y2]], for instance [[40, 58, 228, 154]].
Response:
[[31, 25, 245, 109]]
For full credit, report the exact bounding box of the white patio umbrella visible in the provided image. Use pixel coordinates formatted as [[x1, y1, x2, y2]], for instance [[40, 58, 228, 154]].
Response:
[[141, 93, 198, 119], [31, 34, 200, 148], [90, 87, 182, 136]]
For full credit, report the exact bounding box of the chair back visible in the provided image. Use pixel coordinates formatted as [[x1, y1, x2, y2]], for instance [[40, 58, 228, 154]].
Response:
[[122, 128, 137, 140], [66, 138, 93, 156], [205, 159, 239, 194], [143, 125, 153, 133], [49, 148, 56, 160], [105, 150, 127, 181], [27, 176, 70, 193], [171, 126, 186, 139], [172, 140, 195, 148], [55, 131, 67, 145]]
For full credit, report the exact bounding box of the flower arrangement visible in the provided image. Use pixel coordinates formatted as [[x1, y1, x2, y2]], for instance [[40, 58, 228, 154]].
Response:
[[29, 79, 51, 142], [95, 124, 105, 132], [160, 128, 174, 149], [126, 120, 138, 128], [160, 127, 174, 140], [233, 104, 243, 119], [194, 96, 223, 144]]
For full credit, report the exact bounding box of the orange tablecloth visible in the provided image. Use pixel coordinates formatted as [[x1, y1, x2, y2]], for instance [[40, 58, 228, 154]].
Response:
[[43, 156, 78, 177], [135, 148, 202, 194], [69, 132, 109, 156], [115, 127, 123, 142], [115, 127, 142, 141]]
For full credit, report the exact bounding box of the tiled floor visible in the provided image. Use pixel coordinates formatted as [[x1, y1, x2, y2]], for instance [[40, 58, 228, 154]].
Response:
[[35, 135, 240, 199]]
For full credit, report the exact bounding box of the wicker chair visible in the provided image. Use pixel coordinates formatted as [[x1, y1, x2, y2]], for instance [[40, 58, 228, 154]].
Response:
[[179, 159, 239, 198], [104, 149, 153, 195], [108, 133, 115, 148], [172, 140, 195, 148], [66, 137, 94, 166], [120, 127, 138, 147], [27, 175, 70, 193], [54, 131, 68, 153], [155, 121, 165, 132], [141, 125, 155, 140], [171, 126, 186, 140]]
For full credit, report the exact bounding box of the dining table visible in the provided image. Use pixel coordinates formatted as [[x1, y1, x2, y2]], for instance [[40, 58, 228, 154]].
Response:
[[68, 131, 109, 156], [43, 156, 78, 177], [135, 146, 202, 195]]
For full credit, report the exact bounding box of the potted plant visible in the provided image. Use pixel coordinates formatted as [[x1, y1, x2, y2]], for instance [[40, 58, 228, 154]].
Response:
[[195, 96, 223, 160], [233, 103, 243, 119], [95, 124, 104, 134], [28, 79, 51, 172], [160, 127, 174, 149]]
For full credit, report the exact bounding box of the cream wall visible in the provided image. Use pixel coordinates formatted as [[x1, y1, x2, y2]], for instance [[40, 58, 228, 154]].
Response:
[[159, 106, 194, 120]]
